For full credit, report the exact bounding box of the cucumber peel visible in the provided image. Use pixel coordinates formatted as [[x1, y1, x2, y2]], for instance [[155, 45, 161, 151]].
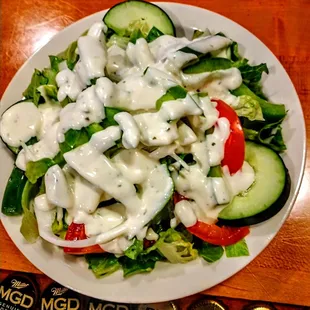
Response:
[[218, 142, 289, 222], [103, 1, 175, 37]]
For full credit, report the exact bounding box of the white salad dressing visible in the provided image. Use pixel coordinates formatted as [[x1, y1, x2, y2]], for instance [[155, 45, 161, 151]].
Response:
[[110, 67, 177, 111], [211, 177, 231, 205], [126, 38, 155, 70], [57, 82, 107, 142], [182, 68, 243, 107], [172, 165, 218, 223], [223, 161, 255, 196], [45, 165, 72, 209], [0, 102, 41, 147], [206, 117, 231, 166], [175, 200, 197, 227], [75, 22, 107, 85], [16, 122, 60, 171], [100, 237, 133, 254], [37, 101, 61, 139], [190, 141, 210, 175], [114, 112, 140, 149], [82, 204, 126, 237], [134, 94, 202, 146], [112, 149, 157, 184], [73, 174, 102, 222], [149, 35, 231, 61], [165, 51, 197, 74], [134, 112, 179, 146], [56, 69, 85, 102], [146, 228, 159, 241], [34, 195, 56, 232], [177, 122, 197, 146]]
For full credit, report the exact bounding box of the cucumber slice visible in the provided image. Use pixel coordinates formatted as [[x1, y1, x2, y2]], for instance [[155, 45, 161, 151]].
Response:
[[103, 1, 175, 37], [183, 57, 233, 74], [218, 142, 289, 223]]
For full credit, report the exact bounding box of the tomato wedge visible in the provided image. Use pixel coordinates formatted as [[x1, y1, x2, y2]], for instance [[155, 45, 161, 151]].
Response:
[[213, 99, 245, 175], [187, 221, 250, 246], [64, 223, 104, 255]]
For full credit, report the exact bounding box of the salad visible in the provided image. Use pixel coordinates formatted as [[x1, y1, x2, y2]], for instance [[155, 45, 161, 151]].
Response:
[[0, 1, 290, 278]]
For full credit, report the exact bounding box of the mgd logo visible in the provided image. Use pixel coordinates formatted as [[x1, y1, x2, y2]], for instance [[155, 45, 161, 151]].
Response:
[[0, 285, 34, 308]]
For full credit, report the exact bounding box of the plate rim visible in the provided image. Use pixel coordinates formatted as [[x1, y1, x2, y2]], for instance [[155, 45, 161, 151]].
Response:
[[0, 2, 307, 303]]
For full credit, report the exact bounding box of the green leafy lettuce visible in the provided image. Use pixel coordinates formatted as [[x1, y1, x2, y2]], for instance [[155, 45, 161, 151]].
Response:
[[52, 211, 68, 239], [146, 26, 164, 43], [26, 158, 55, 184], [22, 69, 48, 105], [101, 107, 124, 128], [106, 34, 130, 49], [156, 86, 187, 110], [119, 250, 163, 277], [49, 55, 64, 72], [57, 41, 79, 70], [225, 239, 249, 257], [59, 128, 89, 154], [148, 228, 198, 264], [86, 253, 121, 278], [20, 180, 40, 243], [232, 84, 286, 123], [183, 57, 232, 74], [124, 239, 144, 260], [242, 118, 286, 152], [197, 241, 224, 263], [234, 95, 264, 121]]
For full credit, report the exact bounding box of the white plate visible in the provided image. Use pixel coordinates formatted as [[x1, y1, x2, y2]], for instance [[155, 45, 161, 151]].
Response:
[[0, 2, 306, 304]]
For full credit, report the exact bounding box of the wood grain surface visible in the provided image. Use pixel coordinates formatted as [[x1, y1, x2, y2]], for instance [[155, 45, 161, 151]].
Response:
[[1, 0, 310, 306]]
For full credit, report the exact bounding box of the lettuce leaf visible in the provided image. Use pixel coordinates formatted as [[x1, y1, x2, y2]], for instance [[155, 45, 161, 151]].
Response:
[[52, 212, 68, 239], [197, 242, 224, 263], [57, 41, 79, 70], [129, 28, 144, 44], [86, 253, 121, 278], [25, 151, 65, 184], [49, 55, 64, 72], [38, 84, 58, 101], [42, 68, 57, 87], [126, 19, 150, 38], [234, 95, 264, 121], [225, 239, 249, 257], [146, 26, 164, 43], [243, 118, 286, 152], [20, 180, 40, 243], [124, 239, 144, 260], [106, 34, 130, 49], [148, 228, 198, 264], [119, 251, 163, 277], [22, 69, 48, 105], [85, 123, 104, 137], [182, 57, 233, 74], [20, 210, 39, 243], [232, 84, 286, 122], [59, 128, 89, 154], [156, 86, 187, 110], [101, 107, 124, 128], [239, 63, 269, 84]]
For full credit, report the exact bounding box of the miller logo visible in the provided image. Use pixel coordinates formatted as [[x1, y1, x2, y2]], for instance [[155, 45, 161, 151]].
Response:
[[0, 272, 39, 309], [11, 279, 29, 289], [51, 287, 69, 296]]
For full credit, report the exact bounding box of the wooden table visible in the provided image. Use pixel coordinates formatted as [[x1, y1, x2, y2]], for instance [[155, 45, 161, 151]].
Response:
[[1, 0, 310, 306]]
